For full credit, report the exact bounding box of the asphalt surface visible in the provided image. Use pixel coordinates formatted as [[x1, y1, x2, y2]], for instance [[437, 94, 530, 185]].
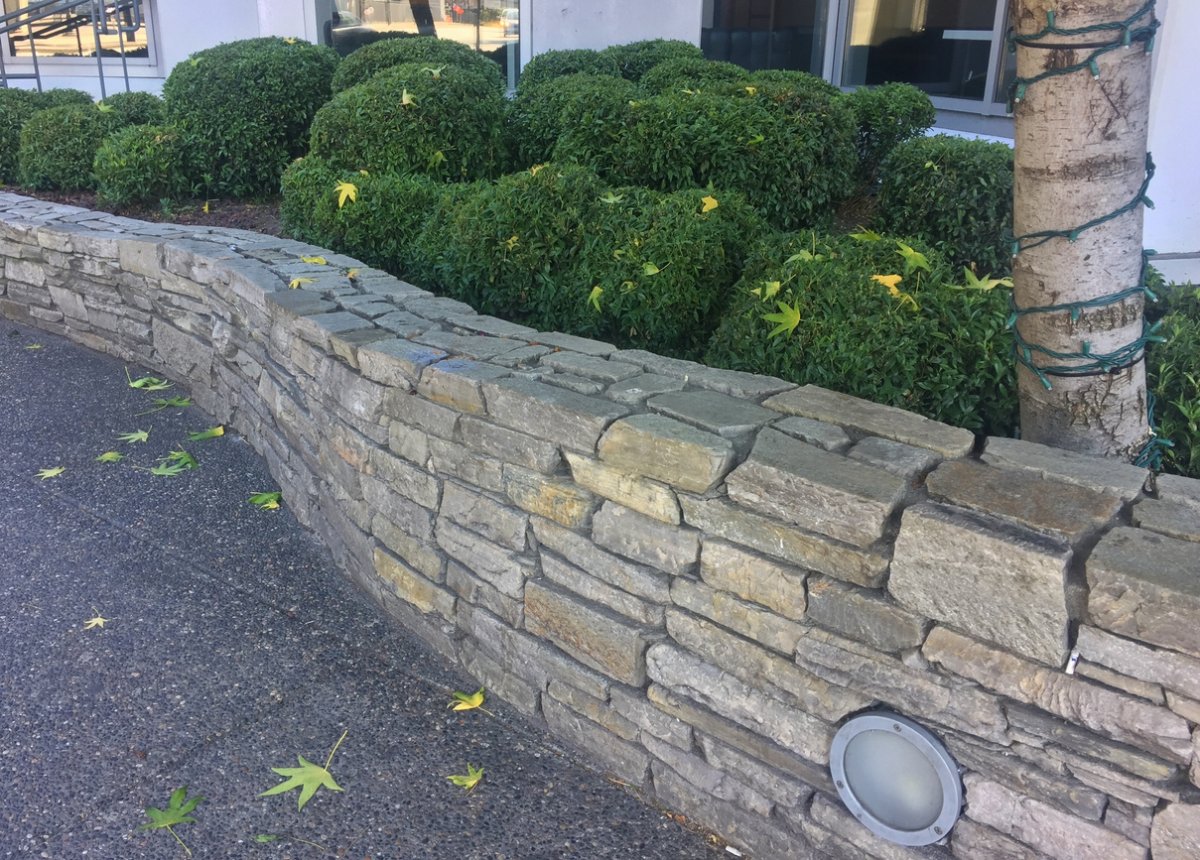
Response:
[[0, 320, 720, 860]]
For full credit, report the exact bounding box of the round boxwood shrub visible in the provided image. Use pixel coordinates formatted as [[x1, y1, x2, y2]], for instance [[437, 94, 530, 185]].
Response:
[[17, 103, 121, 190], [599, 39, 705, 82], [705, 231, 1016, 435], [506, 72, 638, 169], [309, 63, 505, 180], [748, 69, 841, 97], [877, 134, 1014, 275], [93, 124, 189, 206], [98, 90, 165, 127], [639, 57, 749, 94], [331, 35, 502, 93], [514, 48, 619, 98], [0, 88, 95, 183], [845, 82, 935, 182], [163, 37, 339, 198]]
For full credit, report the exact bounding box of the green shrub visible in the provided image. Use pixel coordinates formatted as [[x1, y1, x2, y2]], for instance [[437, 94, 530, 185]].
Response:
[[331, 35, 501, 93], [600, 39, 705, 82], [877, 134, 1013, 275], [281, 155, 452, 276], [93, 124, 189, 206], [553, 82, 857, 230], [98, 90, 165, 126], [17, 104, 120, 190], [309, 63, 505, 180], [1146, 283, 1200, 478], [638, 57, 749, 94], [0, 89, 42, 183], [749, 69, 841, 97], [163, 37, 338, 197], [515, 48, 619, 98], [845, 82, 936, 182], [705, 231, 1016, 435], [35, 89, 94, 109], [506, 73, 638, 169]]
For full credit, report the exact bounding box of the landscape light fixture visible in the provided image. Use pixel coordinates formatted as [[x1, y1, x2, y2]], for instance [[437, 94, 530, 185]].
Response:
[[829, 711, 963, 846]]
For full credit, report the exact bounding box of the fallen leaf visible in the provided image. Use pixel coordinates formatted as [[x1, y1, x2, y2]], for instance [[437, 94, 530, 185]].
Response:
[[599, 192, 624, 205], [762, 301, 802, 340], [871, 274, 903, 291], [642, 262, 663, 276], [300, 255, 328, 265], [254, 835, 280, 843], [289, 277, 314, 290], [588, 285, 603, 313], [401, 88, 416, 107], [283, 37, 297, 45], [849, 228, 883, 242], [83, 613, 109, 630], [186, 426, 224, 442], [126, 367, 173, 390], [202, 200, 210, 215], [744, 86, 757, 95], [700, 195, 719, 213], [138, 396, 191, 415], [448, 687, 493, 716], [260, 730, 348, 811], [347, 268, 360, 281], [24, 343, 43, 350], [96, 451, 125, 463], [141, 786, 203, 857], [249, 491, 282, 511], [335, 180, 358, 208], [37, 466, 65, 480], [447, 763, 484, 792], [117, 429, 150, 444], [422, 65, 445, 79]]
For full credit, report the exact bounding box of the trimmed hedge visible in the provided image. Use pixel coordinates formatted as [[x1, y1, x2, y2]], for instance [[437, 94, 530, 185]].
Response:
[[93, 124, 190, 207], [514, 48, 620, 98], [330, 35, 502, 93], [17, 104, 120, 191], [638, 57, 749, 94], [506, 73, 639, 169], [845, 82, 935, 182], [599, 39, 705, 82], [0, 88, 93, 183], [705, 231, 1016, 435], [1146, 282, 1200, 478], [163, 37, 338, 197], [309, 63, 505, 180], [877, 134, 1014, 275], [98, 91, 166, 127]]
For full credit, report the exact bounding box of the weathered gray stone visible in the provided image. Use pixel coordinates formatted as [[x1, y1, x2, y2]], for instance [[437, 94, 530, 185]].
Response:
[[891, 503, 1072, 666], [292, 310, 376, 350], [265, 289, 336, 319], [435, 520, 532, 599], [384, 392, 459, 439], [459, 638, 540, 716], [373, 310, 432, 336], [489, 344, 551, 369], [152, 317, 212, 380], [667, 608, 869, 722], [483, 376, 628, 453], [1056, 745, 1184, 805], [369, 447, 440, 508], [1166, 692, 1200, 724], [609, 685, 693, 749], [539, 351, 641, 383], [47, 284, 85, 320], [725, 429, 907, 547], [401, 295, 477, 320], [532, 331, 616, 355], [796, 626, 1009, 744], [439, 482, 528, 551], [597, 413, 735, 493], [373, 548, 456, 620], [646, 390, 777, 441], [807, 577, 928, 652], [1076, 625, 1200, 701], [641, 733, 772, 816], [546, 682, 639, 742], [328, 326, 394, 368], [542, 554, 663, 626], [1157, 473, 1200, 514], [983, 436, 1149, 501], [605, 372, 686, 404], [592, 502, 699, 575], [964, 774, 1146, 860], [320, 359, 387, 425], [427, 436, 505, 493], [446, 561, 523, 628], [681, 496, 890, 588], [951, 819, 1057, 860], [765, 384, 974, 457], [1105, 802, 1152, 847], [1072, 661, 1165, 704], [848, 436, 942, 480], [524, 580, 659, 686], [502, 465, 595, 529], [771, 415, 852, 452], [698, 540, 807, 621], [670, 578, 806, 657], [805, 795, 952, 860], [924, 626, 1193, 763], [459, 415, 562, 473], [927, 459, 1123, 543], [698, 734, 814, 811], [362, 473, 434, 539], [372, 512, 443, 581], [358, 338, 446, 389], [531, 517, 671, 604], [646, 642, 833, 764], [564, 452, 680, 524], [542, 372, 604, 395], [387, 421, 429, 466], [418, 358, 509, 414], [1151, 803, 1200, 860], [444, 313, 538, 340], [1088, 527, 1200, 659], [1132, 499, 1200, 543]]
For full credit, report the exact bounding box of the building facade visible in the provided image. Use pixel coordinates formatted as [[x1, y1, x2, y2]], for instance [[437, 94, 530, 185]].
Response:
[[1, 0, 1194, 275]]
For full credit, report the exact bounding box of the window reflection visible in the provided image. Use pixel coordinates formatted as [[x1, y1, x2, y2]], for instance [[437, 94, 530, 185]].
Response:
[[2, 0, 150, 60], [701, 0, 828, 75]]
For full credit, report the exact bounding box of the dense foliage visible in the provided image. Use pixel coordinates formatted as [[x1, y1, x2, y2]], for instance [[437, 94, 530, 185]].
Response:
[[17, 104, 120, 191], [505, 73, 639, 169], [639, 57, 749, 93], [845, 82, 936, 182], [0, 88, 92, 183], [1146, 282, 1200, 478], [330, 35, 502, 93], [163, 37, 338, 197], [599, 39, 705, 82], [99, 91, 166, 127], [94, 124, 190, 207], [514, 48, 620, 98]]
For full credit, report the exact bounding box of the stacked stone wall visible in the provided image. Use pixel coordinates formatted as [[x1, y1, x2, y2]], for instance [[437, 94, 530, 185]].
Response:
[[2, 191, 1199, 860]]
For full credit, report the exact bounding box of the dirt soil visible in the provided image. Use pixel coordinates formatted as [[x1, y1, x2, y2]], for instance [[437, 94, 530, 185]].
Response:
[[2, 186, 285, 238]]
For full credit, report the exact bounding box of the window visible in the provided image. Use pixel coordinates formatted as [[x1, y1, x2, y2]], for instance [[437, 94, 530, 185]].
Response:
[[701, 0, 830, 75], [2, 0, 154, 63]]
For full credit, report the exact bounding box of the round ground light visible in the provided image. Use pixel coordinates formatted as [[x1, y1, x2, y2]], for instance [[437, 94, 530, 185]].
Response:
[[829, 711, 963, 846]]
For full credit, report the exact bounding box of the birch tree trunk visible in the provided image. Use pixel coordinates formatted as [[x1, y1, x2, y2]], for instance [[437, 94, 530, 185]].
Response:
[[1011, 0, 1156, 459]]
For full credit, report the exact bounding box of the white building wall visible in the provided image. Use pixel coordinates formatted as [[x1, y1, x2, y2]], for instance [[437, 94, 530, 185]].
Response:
[[527, 0, 701, 53]]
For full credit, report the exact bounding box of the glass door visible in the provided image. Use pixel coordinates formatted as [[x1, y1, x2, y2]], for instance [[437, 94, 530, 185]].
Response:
[[701, 0, 830, 76]]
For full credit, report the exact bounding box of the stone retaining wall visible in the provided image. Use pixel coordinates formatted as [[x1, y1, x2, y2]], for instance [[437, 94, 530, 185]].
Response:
[[2, 191, 1199, 860]]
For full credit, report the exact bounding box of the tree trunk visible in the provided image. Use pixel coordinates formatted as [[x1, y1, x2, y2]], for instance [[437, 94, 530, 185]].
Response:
[[409, 0, 438, 36], [1011, 0, 1157, 459]]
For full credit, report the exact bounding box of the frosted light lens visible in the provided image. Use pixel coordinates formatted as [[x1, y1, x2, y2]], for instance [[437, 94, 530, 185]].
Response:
[[842, 729, 944, 830]]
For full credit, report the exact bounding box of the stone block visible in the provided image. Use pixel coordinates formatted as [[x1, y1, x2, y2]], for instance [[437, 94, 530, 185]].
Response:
[[772, 415, 852, 452], [1076, 625, 1200, 701], [373, 547, 456, 621], [642, 733, 772, 816], [848, 436, 942, 481], [1156, 473, 1200, 514], [646, 390, 777, 441], [439, 482, 528, 551], [531, 517, 671, 604], [696, 540, 806, 620], [328, 326, 394, 368], [445, 313, 539, 340], [964, 774, 1146, 860], [1105, 802, 1152, 847], [608, 685, 693, 749], [265, 289, 336, 319], [564, 452, 680, 524], [1166, 692, 1200, 724], [446, 560, 523, 628], [503, 465, 595, 529], [483, 376, 628, 453], [1071, 661, 1165, 704], [666, 608, 869, 722], [524, 580, 658, 686], [597, 413, 735, 493], [891, 503, 1072, 666], [292, 310, 375, 351], [924, 626, 1193, 763], [414, 330, 526, 360], [542, 554, 663, 626], [546, 682, 638, 742], [805, 795, 950, 860], [926, 459, 1122, 543], [539, 351, 641, 383], [764, 384, 974, 457], [387, 422, 430, 466], [152, 317, 212, 381], [698, 734, 814, 811], [645, 643, 833, 765], [458, 639, 540, 716], [417, 358, 508, 414], [982, 436, 1149, 501], [47, 284, 85, 320], [1151, 803, 1200, 860], [543, 372, 604, 396], [358, 338, 446, 389], [680, 496, 890, 588], [605, 372, 686, 405], [373, 310, 432, 337], [372, 512, 442, 581], [1087, 527, 1200, 658], [726, 429, 907, 547], [435, 520, 532, 599], [951, 819, 1056, 860], [320, 358, 386, 425], [591, 502, 699, 575], [427, 436, 505, 493], [1132, 499, 1200, 543], [531, 331, 616, 355], [369, 447, 440, 509], [806, 577, 928, 652], [670, 579, 806, 658], [384, 392, 459, 439], [459, 415, 562, 473]]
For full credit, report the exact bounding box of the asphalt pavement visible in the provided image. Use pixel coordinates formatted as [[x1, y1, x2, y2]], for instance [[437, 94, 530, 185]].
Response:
[[0, 319, 720, 860]]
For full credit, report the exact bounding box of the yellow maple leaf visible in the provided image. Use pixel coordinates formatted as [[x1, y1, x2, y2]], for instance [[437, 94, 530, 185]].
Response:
[[871, 274, 903, 291], [334, 181, 358, 209], [289, 277, 314, 290], [700, 195, 719, 213], [448, 687, 493, 715], [401, 88, 416, 107], [347, 268, 360, 281], [37, 466, 65, 480], [588, 285, 603, 312], [301, 255, 328, 265], [447, 763, 484, 792], [202, 200, 211, 214], [83, 613, 109, 630], [529, 163, 546, 176], [744, 86, 758, 95], [283, 37, 298, 45]]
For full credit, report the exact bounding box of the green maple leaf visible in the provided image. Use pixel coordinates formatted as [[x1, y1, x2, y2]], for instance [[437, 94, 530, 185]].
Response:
[[150, 461, 188, 477], [848, 228, 883, 242], [448, 687, 493, 716], [141, 786, 203, 857], [895, 241, 931, 276], [447, 763, 484, 792], [96, 451, 125, 464], [163, 449, 199, 469], [125, 367, 173, 391], [117, 429, 150, 444], [952, 267, 1013, 291], [641, 262, 664, 276], [598, 192, 624, 204], [36, 466, 65, 480], [260, 730, 347, 811], [249, 491, 282, 510], [588, 285, 603, 313], [762, 301, 802, 340], [139, 396, 191, 415], [24, 343, 43, 350], [186, 426, 224, 442]]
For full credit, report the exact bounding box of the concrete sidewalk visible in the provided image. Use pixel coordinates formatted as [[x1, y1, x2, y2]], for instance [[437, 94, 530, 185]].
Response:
[[0, 319, 720, 859]]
